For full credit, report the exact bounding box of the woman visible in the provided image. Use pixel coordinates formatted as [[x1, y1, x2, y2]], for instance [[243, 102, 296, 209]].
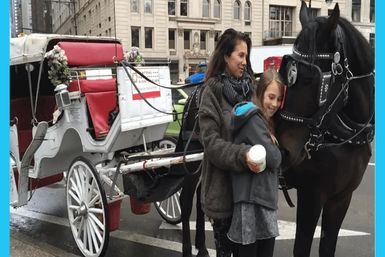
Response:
[[198, 28, 260, 257], [228, 69, 285, 257]]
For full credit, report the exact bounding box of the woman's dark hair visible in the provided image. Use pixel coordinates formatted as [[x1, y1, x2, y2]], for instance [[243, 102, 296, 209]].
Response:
[[205, 28, 254, 81]]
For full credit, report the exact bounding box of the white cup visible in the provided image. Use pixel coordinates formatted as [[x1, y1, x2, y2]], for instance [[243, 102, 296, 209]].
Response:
[[248, 144, 266, 172]]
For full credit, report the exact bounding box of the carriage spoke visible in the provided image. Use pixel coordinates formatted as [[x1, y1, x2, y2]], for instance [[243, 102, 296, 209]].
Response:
[[72, 214, 82, 225], [173, 193, 181, 214], [85, 169, 92, 203], [69, 189, 81, 205], [89, 212, 105, 231], [76, 217, 85, 239], [87, 220, 93, 253], [89, 207, 104, 214], [86, 178, 96, 205], [171, 195, 176, 217], [87, 218, 100, 253], [89, 215, 103, 243], [88, 193, 100, 207], [82, 217, 88, 249], [80, 167, 87, 201], [70, 177, 81, 198], [68, 204, 80, 211], [74, 168, 83, 200], [166, 198, 171, 216]]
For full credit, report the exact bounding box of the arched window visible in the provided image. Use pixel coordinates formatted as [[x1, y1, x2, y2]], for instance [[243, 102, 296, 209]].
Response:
[[214, 0, 221, 18], [202, 0, 210, 18], [244, 1, 251, 21], [233, 1, 240, 20]]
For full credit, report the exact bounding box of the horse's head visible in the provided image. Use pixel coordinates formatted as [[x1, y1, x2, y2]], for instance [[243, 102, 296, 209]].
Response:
[[277, 1, 374, 169]]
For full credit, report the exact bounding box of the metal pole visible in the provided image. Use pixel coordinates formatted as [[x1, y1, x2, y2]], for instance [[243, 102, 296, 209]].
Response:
[[72, 0, 77, 35]]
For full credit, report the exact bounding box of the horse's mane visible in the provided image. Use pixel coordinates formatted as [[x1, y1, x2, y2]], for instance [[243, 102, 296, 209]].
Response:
[[296, 15, 374, 75], [337, 17, 374, 74]]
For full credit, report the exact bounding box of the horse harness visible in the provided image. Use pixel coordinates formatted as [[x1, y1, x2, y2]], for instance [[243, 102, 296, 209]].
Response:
[[279, 25, 374, 160]]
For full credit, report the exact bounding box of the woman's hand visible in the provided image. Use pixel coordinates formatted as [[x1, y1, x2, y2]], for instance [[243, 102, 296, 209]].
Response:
[[246, 151, 263, 173]]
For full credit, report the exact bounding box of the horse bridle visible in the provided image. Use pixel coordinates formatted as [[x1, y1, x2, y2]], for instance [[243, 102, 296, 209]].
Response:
[[280, 25, 374, 159]]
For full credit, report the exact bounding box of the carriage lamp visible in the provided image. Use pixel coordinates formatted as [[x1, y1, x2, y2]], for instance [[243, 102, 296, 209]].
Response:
[[55, 84, 71, 109]]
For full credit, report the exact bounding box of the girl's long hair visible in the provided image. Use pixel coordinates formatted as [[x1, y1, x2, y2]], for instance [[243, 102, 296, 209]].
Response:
[[256, 68, 284, 137]]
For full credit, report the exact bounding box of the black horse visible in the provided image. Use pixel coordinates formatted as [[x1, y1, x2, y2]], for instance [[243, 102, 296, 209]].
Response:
[[174, 86, 209, 257], [276, 2, 374, 257]]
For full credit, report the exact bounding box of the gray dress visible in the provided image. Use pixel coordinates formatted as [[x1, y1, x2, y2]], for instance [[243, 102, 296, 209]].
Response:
[[227, 202, 279, 245]]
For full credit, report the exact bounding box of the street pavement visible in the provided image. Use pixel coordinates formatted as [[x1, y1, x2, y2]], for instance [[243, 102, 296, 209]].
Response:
[[9, 160, 374, 257]]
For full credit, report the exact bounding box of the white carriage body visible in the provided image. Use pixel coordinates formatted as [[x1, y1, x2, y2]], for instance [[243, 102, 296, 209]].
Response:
[[10, 34, 173, 179]]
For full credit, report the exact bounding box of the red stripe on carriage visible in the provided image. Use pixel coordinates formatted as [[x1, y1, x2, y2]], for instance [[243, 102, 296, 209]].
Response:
[[132, 91, 161, 100], [58, 42, 124, 66]]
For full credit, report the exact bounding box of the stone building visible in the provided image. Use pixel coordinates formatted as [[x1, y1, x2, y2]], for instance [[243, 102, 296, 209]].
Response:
[[49, 0, 373, 82]]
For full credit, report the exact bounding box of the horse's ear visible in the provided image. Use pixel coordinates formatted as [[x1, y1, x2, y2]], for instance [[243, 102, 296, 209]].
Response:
[[325, 3, 340, 31], [299, 1, 310, 27]]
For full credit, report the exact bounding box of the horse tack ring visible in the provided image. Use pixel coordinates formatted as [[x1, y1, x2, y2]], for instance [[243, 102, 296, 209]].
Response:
[[333, 52, 341, 64], [287, 61, 298, 87]]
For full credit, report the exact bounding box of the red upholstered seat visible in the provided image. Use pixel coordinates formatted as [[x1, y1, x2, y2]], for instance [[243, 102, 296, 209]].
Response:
[[85, 91, 117, 139], [68, 79, 117, 139], [10, 96, 56, 158], [58, 42, 124, 66], [68, 78, 116, 93]]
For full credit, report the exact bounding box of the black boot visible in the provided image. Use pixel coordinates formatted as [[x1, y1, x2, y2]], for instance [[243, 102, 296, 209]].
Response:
[[211, 218, 234, 257]]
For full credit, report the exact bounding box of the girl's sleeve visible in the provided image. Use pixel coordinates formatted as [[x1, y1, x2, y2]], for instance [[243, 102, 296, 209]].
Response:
[[240, 115, 282, 170]]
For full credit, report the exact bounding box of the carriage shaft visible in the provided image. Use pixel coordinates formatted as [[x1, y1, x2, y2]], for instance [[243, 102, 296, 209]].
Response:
[[100, 153, 203, 175]]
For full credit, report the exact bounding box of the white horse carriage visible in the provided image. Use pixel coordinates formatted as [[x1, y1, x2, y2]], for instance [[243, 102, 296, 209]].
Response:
[[10, 34, 202, 257]]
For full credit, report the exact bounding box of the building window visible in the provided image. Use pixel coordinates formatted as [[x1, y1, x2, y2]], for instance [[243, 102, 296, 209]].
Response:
[[214, 31, 221, 46], [202, 0, 209, 18], [310, 8, 319, 18], [144, 0, 153, 14], [131, 27, 140, 47], [244, 1, 251, 21], [184, 30, 190, 49], [244, 32, 251, 39], [145, 27, 153, 48], [169, 29, 176, 49], [214, 0, 221, 18], [352, 0, 361, 22], [269, 6, 293, 38], [369, 33, 374, 50], [131, 0, 139, 13], [200, 31, 207, 50], [370, 0, 374, 23], [181, 0, 188, 16], [233, 1, 240, 20], [168, 0, 175, 15]]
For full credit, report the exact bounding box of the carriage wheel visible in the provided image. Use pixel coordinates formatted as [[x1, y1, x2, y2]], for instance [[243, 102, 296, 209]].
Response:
[[66, 157, 110, 257], [154, 136, 182, 224], [158, 136, 177, 150], [154, 189, 182, 225]]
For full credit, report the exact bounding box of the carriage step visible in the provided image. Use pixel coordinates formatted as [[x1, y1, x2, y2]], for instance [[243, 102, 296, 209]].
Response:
[[16, 122, 48, 207]]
